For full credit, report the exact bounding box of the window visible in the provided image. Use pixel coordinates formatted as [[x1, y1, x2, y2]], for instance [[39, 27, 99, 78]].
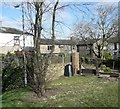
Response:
[[114, 43, 117, 50], [59, 45, 64, 48], [72, 45, 76, 50], [114, 52, 117, 59], [48, 46, 53, 50], [14, 36, 20, 46], [77, 46, 79, 52]]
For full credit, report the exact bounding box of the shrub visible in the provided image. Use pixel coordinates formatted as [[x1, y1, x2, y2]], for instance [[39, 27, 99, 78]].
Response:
[[84, 57, 89, 64], [2, 51, 25, 92], [2, 65, 24, 92], [80, 57, 84, 63], [2, 50, 37, 92], [101, 64, 112, 73], [103, 59, 120, 70], [101, 65, 106, 70], [104, 51, 112, 60], [103, 67, 112, 73]]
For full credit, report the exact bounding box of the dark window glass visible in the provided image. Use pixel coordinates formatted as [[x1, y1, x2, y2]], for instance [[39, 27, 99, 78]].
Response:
[[14, 36, 20, 46], [48, 46, 54, 50], [114, 43, 117, 50]]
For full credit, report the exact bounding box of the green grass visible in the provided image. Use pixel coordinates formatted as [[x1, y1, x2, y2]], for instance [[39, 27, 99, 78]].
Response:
[[2, 76, 118, 107]]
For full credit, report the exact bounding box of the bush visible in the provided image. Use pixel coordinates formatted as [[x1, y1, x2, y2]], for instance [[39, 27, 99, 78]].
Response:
[[104, 51, 112, 60], [103, 59, 120, 70], [84, 57, 89, 64], [80, 57, 84, 63], [2, 51, 24, 92], [101, 65, 106, 70], [2, 65, 24, 92], [102, 67, 112, 73], [1, 50, 37, 92], [101, 64, 112, 73]]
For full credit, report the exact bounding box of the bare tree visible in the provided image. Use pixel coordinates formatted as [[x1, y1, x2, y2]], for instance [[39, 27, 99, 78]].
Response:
[[27, 0, 92, 96], [91, 4, 117, 59], [30, 0, 59, 97], [15, 0, 60, 97], [73, 3, 118, 74]]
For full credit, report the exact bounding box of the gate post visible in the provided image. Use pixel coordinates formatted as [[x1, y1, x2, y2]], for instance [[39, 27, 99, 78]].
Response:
[[72, 52, 80, 74]]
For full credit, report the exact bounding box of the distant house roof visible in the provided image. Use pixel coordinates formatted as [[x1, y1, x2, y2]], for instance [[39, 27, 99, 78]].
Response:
[[77, 39, 99, 46], [0, 27, 31, 35], [40, 39, 78, 45], [108, 36, 119, 43], [77, 36, 119, 46], [0, 27, 100, 46], [0, 27, 78, 45], [0, 27, 23, 34]]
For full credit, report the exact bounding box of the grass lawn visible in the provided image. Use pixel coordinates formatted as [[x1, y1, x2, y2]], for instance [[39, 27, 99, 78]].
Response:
[[1, 76, 118, 107]]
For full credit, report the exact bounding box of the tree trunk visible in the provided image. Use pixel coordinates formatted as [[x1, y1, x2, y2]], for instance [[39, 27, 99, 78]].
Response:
[[33, 2, 45, 97], [31, 1, 59, 97]]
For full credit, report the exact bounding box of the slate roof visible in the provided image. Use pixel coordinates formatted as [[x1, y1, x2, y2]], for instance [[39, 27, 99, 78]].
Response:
[[0, 27, 78, 45], [40, 39, 78, 45], [0, 27, 99, 45], [108, 36, 119, 43], [77, 39, 99, 46], [0, 27, 31, 35], [0, 27, 23, 34]]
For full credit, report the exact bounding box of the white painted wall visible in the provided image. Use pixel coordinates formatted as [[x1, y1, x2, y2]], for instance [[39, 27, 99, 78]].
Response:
[[0, 33, 61, 54], [0, 33, 33, 47], [0, 33, 33, 54]]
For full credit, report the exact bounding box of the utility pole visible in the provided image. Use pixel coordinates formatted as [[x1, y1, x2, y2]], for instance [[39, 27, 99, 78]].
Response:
[[14, 2, 27, 86], [22, 2, 27, 87], [70, 37, 73, 53], [118, 2, 120, 59]]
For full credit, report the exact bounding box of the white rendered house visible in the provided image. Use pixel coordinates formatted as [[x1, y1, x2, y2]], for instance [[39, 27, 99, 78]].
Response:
[[0, 32, 33, 54]]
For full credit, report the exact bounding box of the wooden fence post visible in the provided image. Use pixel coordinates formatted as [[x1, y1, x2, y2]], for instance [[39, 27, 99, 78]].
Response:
[[72, 52, 80, 74]]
